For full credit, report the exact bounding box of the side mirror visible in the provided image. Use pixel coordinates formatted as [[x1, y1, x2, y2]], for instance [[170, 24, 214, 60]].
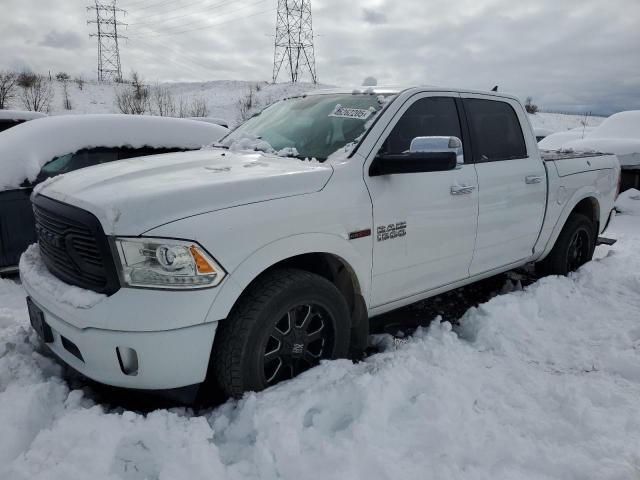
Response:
[[369, 136, 463, 177], [409, 136, 464, 168]]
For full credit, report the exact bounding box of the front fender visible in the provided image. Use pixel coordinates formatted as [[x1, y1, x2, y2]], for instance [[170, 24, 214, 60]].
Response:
[[203, 233, 372, 323]]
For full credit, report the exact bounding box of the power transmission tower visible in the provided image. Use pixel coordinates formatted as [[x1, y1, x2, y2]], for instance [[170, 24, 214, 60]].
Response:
[[272, 0, 317, 84], [87, 1, 127, 82]]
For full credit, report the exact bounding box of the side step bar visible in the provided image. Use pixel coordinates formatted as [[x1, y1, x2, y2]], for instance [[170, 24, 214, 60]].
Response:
[[597, 237, 617, 246]]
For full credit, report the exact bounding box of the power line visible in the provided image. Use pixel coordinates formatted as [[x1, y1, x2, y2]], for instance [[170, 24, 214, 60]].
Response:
[[88, 1, 127, 82], [131, 38, 212, 80], [130, 5, 274, 38], [130, 0, 237, 22], [272, 0, 317, 84], [127, 0, 176, 12], [130, 0, 264, 27]]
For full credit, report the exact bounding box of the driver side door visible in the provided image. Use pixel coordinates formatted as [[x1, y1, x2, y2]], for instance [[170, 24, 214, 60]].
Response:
[[364, 94, 479, 308]]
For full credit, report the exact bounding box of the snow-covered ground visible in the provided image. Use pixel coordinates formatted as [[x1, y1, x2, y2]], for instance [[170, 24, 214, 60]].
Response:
[[528, 111, 604, 132], [1, 190, 639, 479]]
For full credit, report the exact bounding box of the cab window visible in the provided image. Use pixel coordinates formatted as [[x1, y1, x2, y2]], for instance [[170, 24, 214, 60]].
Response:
[[382, 97, 463, 155], [463, 98, 527, 162]]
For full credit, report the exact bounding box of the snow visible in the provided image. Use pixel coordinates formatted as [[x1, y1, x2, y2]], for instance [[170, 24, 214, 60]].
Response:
[[0, 194, 639, 479], [0, 110, 47, 121], [1, 79, 322, 128], [539, 111, 640, 167], [0, 114, 228, 190], [538, 129, 594, 150], [528, 112, 604, 133], [189, 117, 230, 128], [18, 245, 105, 309], [561, 111, 640, 166]]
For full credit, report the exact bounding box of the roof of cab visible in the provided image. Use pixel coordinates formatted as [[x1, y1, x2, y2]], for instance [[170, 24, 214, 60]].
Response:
[[304, 85, 522, 103]]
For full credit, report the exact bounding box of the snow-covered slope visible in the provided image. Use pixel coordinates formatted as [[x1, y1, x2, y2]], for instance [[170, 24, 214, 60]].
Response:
[[1, 190, 639, 479], [1, 79, 606, 133], [1, 80, 323, 128]]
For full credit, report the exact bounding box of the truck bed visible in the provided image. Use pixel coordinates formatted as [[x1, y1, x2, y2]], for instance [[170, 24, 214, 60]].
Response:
[[540, 150, 611, 162], [541, 150, 618, 177]]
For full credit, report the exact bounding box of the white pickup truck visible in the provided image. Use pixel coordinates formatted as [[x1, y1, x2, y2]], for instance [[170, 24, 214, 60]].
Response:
[[21, 87, 620, 401]]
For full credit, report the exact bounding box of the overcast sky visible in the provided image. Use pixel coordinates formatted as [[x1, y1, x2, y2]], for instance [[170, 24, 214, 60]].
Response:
[[1, 0, 639, 114]]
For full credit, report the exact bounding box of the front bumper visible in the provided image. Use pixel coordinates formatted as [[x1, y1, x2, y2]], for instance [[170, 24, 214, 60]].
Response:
[[23, 279, 220, 390]]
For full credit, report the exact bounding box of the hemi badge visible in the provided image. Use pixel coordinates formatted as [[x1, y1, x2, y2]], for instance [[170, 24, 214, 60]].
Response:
[[349, 229, 372, 240]]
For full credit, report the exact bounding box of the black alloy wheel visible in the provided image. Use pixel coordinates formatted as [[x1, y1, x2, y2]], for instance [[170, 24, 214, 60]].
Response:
[[566, 227, 591, 272], [262, 303, 334, 385]]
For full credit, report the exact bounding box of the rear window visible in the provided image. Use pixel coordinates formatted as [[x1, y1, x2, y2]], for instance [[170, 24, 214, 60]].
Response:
[[464, 99, 527, 162]]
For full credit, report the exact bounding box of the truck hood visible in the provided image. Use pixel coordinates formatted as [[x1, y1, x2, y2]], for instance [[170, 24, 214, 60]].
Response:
[[37, 149, 333, 234]]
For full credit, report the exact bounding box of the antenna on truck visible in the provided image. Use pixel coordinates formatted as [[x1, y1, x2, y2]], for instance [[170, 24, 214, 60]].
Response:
[[491, 85, 499, 92]]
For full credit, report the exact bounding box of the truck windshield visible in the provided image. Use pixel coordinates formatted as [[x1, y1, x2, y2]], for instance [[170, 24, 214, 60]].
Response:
[[224, 94, 388, 161]]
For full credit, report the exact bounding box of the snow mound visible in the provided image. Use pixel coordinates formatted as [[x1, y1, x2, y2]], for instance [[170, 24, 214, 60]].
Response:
[[18, 244, 106, 309], [616, 188, 640, 215], [0, 114, 229, 190]]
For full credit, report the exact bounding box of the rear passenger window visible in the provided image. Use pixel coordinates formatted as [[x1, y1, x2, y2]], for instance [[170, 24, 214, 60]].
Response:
[[383, 97, 463, 155], [464, 99, 527, 162]]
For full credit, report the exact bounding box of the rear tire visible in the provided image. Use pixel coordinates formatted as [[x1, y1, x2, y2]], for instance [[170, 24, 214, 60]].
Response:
[[211, 268, 351, 398], [536, 213, 596, 277]]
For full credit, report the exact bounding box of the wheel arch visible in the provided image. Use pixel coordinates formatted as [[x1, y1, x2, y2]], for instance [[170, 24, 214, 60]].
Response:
[[204, 233, 371, 325], [537, 189, 601, 262]]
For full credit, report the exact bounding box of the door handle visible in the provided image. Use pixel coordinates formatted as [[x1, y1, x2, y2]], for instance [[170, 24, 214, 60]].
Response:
[[525, 175, 543, 184], [450, 184, 476, 195]]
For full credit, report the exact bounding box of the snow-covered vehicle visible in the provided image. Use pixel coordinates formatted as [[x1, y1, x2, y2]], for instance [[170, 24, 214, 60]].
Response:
[[0, 114, 228, 274], [538, 126, 595, 150], [533, 126, 554, 142], [558, 111, 640, 191], [21, 87, 620, 401], [0, 110, 47, 133], [189, 117, 230, 128]]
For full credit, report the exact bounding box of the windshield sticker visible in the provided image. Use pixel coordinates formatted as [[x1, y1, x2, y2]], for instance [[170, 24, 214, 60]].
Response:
[[329, 104, 376, 120]]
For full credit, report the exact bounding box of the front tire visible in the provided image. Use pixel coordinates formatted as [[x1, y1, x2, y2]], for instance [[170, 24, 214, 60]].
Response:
[[212, 268, 351, 397], [536, 213, 596, 277]]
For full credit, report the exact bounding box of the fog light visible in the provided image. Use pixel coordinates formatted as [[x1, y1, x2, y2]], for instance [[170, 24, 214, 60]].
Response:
[[116, 347, 139, 376]]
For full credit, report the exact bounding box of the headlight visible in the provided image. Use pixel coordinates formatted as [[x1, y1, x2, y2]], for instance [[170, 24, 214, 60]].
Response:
[[114, 238, 225, 289]]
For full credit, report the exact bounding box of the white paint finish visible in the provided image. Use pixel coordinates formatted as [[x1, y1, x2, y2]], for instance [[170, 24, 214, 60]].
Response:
[[147, 156, 375, 320], [362, 91, 478, 306], [470, 158, 547, 275], [24, 86, 621, 390], [26, 295, 216, 389], [460, 93, 548, 276], [21, 262, 224, 332], [41, 149, 334, 234]]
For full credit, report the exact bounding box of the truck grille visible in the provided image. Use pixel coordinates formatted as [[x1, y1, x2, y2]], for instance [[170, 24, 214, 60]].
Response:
[[32, 195, 120, 295]]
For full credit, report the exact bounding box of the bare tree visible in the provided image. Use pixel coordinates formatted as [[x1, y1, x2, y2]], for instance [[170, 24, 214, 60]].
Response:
[[17, 71, 37, 89], [0, 71, 18, 109], [114, 71, 150, 115], [177, 96, 188, 118], [188, 97, 208, 117], [61, 79, 72, 110], [152, 84, 176, 117], [21, 75, 54, 112], [237, 85, 256, 122], [525, 97, 539, 114], [74, 76, 85, 91], [56, 72, 70, 82]]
